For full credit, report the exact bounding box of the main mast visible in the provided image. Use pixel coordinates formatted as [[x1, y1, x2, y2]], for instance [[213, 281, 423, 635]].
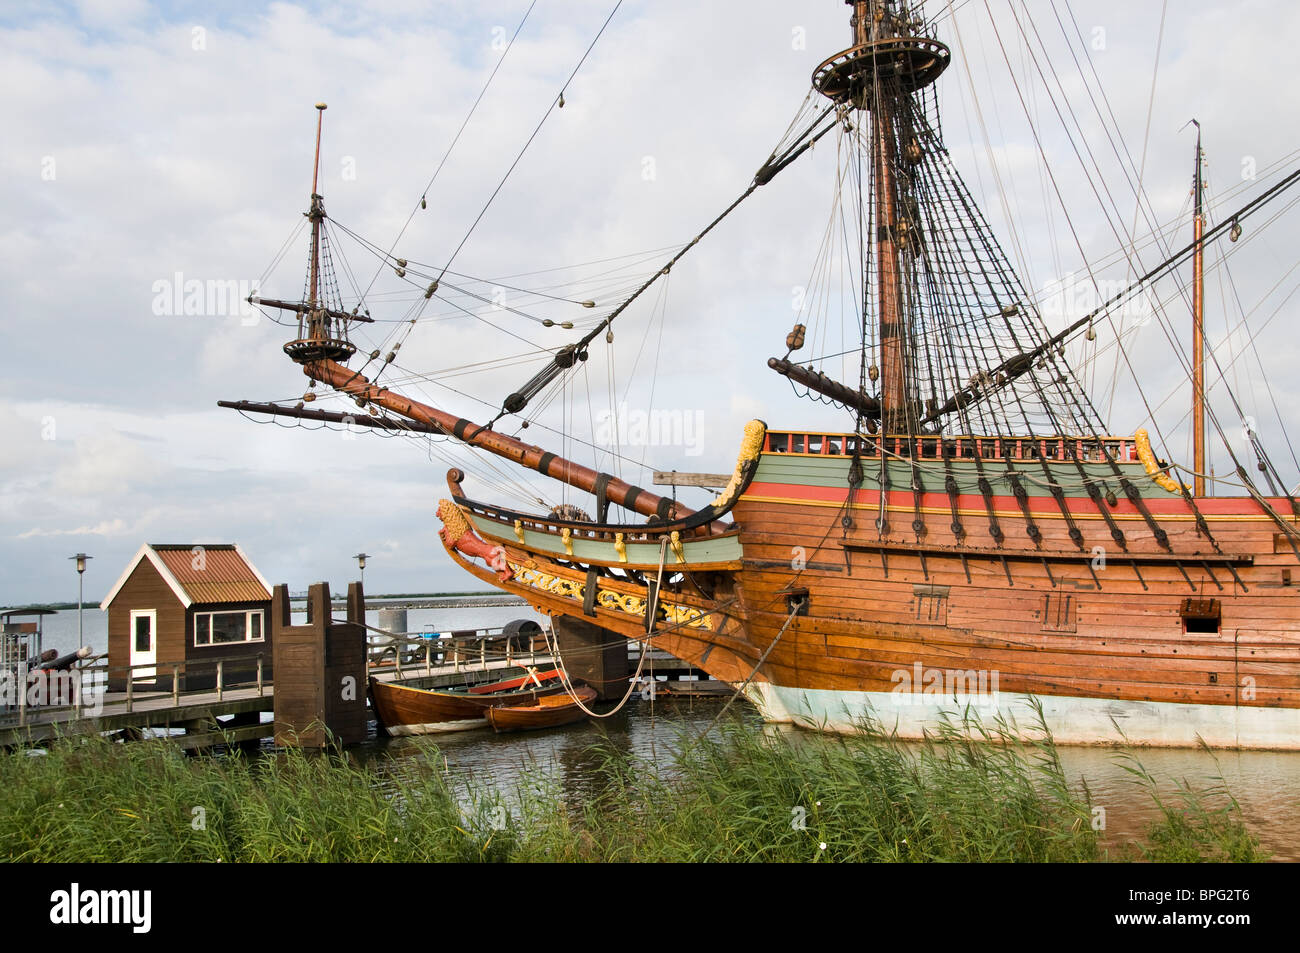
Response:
[[813, 0, 949, 433], [1191, 121, 1207, 497]]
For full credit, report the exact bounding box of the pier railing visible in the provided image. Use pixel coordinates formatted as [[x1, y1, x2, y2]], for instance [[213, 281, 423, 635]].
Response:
[[365, 626, 550, 679], [0, 653, 267, 726]]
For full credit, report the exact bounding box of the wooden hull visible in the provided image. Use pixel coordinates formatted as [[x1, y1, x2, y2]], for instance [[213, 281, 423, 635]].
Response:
[[437, 441, 1300, 749], [368, 674, 565, 736], [485, 686, 598, 733]]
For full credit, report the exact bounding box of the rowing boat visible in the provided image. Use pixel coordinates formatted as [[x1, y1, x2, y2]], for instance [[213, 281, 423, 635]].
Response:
[[369, 668, 565, 736], [484, 685, 598, 733]]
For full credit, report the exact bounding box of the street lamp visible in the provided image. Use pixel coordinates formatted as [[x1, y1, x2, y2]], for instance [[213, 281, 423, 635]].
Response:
[[69, 553, 92, 646], [353, 552, 369, 588]]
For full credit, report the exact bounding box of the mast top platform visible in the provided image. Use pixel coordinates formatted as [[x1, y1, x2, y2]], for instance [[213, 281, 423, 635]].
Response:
[[813, 0, 949, 107]]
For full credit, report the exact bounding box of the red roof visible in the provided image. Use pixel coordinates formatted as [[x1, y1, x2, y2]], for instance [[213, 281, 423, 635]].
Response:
[[150, 545, 270, 605], [100, 544, 272, 610]]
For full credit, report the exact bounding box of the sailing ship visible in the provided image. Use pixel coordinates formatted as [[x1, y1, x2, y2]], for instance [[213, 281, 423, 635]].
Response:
[[229, 1, 1300, 749]]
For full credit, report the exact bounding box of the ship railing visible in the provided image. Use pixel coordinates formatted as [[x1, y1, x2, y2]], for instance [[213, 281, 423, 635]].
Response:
[[455, 499, 733, 544], [763, 430, 1137, 464]]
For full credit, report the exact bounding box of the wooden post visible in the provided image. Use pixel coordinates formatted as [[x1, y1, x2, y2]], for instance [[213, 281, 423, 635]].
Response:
[[217, 660, 224, 701], [425, 642, 431, 675], [172, 664, 180, 706], [257, 655, 264, 696], [126, 672, 134, 713], [553, 616, 630, 701], [273, 582, 326, 747]]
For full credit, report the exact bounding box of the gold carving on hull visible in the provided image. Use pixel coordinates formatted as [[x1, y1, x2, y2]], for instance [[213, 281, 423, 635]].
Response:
[[711, 419, 767, 510], [1134, 428, 1187, 494], [670, 530, 685, 564], [506, 561, 713, 631]]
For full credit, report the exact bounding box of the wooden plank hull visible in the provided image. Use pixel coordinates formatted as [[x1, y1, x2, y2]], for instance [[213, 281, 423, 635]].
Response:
[[485, 686, 598, 733], [435, 446, 1300, 748], [368, 675, 565, 736]]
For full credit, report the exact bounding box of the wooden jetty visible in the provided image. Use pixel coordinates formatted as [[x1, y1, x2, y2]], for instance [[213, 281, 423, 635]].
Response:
[[0, 588, 728, 749]]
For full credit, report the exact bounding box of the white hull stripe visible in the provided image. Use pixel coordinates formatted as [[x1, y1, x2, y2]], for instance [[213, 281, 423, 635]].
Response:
[[381, 717, 487, 736], [746, 683, 1300, 751]]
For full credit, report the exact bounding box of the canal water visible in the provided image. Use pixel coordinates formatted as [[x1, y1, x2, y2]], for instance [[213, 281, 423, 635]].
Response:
[[18, 606, 1300, 860]]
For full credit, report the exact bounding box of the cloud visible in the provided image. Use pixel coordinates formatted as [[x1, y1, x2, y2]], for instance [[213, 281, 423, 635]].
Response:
[[19, 519, 128, 540], [3, 0, 1299, 603]]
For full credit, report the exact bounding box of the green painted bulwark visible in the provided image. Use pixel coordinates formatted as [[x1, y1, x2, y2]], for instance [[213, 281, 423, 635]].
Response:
[[466, 514, 742, 566]]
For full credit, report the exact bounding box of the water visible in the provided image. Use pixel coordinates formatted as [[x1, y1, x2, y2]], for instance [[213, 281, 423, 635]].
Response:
[[17, 607, 1300, 858], [359, 695, 746, 807]]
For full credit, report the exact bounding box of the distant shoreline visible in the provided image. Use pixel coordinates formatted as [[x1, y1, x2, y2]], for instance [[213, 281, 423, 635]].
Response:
[[2, 592, 509, 612]]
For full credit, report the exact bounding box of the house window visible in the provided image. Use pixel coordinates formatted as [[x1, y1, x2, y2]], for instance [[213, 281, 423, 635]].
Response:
[[194, 609, 265, 646]]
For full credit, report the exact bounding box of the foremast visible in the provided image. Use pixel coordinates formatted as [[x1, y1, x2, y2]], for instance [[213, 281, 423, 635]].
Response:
[[267, 105, 694, 525]]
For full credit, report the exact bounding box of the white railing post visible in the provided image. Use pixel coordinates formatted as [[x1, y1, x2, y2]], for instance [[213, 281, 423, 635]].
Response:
[[257, 655, 264, 696], [217, 660, 224, 701]]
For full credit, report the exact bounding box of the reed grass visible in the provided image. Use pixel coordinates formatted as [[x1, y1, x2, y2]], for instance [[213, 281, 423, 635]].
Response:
[[0, 707, 1266, 862]]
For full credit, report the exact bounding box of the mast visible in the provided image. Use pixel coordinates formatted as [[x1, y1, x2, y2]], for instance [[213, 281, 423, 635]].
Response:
[[864, 4, 907, 433], [812, 0, 949, 434], [308, 103, 326, 328], [1191, 121, 1206, 497], [265, 103, 689, 523], [277, 103, 356, 365]]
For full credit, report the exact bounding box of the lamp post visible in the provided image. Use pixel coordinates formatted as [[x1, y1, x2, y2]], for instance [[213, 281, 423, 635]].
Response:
[[353, 552, 369, 589], [70, 553, 92, 646]]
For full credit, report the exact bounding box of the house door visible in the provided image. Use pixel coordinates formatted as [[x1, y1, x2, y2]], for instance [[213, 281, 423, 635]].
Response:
[[129, 609, 157, 682]]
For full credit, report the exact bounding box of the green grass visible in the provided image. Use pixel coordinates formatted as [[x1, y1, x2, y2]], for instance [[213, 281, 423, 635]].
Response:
[[0, 708, 1267, 862]]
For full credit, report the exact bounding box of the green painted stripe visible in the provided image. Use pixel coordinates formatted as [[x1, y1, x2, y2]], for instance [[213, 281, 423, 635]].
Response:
[[752, 454, 1180, 498], [467, 514, 743, 565]]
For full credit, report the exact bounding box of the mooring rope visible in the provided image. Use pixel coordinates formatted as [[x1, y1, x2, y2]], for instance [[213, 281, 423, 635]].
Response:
[[544, 536, 670, 717], [697, 600, 803, 739]]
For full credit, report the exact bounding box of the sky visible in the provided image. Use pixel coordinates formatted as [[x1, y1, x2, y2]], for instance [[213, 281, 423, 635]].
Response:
[[3, 0, 1299, 605]]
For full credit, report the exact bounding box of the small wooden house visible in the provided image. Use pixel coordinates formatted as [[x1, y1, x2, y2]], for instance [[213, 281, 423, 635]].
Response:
[[100, 544, 273, 691]]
